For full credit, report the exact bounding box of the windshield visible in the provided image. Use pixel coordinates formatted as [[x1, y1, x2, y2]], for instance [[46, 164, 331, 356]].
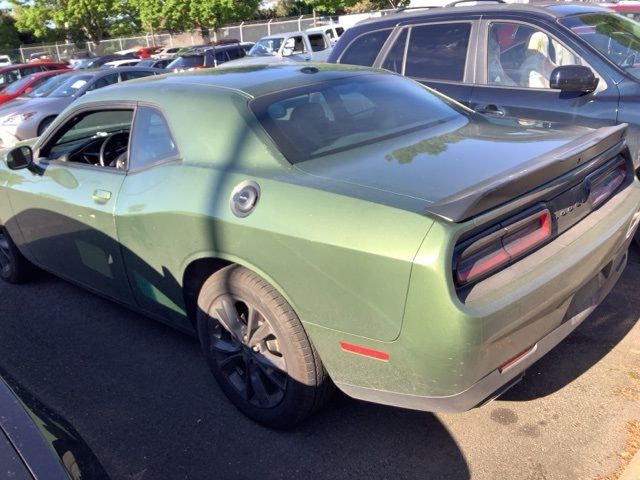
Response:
[[251, 74, 467, 164], [248, 38, 283, 57], [167, 55, 203, 70], [47, 74, 92, 97], [26, 73, 70, 98], [561, 13, 640, 79]]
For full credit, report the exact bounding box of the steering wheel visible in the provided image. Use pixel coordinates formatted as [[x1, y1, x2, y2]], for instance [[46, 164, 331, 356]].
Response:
[[99, 132, 129, 167]]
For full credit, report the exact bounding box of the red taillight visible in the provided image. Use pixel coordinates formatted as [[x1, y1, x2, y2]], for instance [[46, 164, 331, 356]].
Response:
[[587, 162, 627, 209], [455, 209, 552, 286]]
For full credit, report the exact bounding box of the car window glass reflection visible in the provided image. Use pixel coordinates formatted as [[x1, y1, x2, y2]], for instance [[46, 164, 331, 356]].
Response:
[[488, 23, 583, 88]]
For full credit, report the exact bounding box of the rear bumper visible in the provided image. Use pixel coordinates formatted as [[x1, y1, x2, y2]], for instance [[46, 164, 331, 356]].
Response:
[[336, 243, 629, 413]]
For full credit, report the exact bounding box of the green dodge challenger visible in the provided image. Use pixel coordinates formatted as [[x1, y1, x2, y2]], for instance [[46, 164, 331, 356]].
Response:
[[0, 64, 639, 428]]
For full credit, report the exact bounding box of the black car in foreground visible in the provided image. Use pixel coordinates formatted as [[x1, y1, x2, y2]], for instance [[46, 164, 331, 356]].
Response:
[[0, 368, 108, 479], [328, 2, 640, 165]]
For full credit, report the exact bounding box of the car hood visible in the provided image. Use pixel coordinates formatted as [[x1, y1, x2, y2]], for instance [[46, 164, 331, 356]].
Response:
[[295, 116, 624, 221]]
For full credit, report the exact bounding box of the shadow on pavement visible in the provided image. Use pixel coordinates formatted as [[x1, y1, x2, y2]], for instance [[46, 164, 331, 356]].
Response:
[[0, 274, 470, 480]]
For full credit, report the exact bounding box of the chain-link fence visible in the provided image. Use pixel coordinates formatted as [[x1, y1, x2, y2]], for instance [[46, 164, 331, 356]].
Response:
[[11, 10, 393, 63], [214, 16, 318, 43], [17, 33, 174, 63]]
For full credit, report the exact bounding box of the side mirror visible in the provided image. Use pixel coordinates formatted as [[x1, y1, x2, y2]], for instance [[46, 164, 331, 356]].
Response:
[[6, 146, 33, 170], [549, 65, 599, 93]]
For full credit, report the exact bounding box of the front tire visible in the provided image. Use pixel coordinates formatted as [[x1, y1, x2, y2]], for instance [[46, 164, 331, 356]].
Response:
[[0, 226, 33, 283], [197, 265, 332, 429]]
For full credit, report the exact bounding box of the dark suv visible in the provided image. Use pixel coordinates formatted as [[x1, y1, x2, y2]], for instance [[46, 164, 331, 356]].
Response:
[[328, 2, 640, 165], [166, 43, 249, 71]]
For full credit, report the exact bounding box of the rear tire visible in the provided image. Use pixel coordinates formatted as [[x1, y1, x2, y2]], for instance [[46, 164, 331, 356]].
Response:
[[197, 265, 332, 429], [0, 226, 33, 283]]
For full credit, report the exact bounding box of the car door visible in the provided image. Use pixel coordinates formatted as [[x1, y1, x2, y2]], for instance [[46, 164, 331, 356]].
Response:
[[467, 19, 619, 128], [6, 105, 136, 305], [374, 20, 478, 107], [114, 105, 188, 327]]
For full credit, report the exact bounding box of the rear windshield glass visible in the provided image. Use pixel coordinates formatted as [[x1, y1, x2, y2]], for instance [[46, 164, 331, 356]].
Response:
[[560, 13, 640, 79], [250, 74, 466, 164], [167, 55, 204, 70]]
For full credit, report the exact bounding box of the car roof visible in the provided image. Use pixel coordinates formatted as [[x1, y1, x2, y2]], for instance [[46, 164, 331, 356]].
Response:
[[352, 2, 611, 29], [74, 63, 381, 103], [0, 62, 65, 73]]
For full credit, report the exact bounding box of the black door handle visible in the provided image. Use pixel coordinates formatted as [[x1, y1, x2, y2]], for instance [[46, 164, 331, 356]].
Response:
[[474, 104, 506, 116]]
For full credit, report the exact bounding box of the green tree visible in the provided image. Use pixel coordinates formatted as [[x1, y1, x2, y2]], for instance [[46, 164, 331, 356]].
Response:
[[10, 0, 139, 44], [134, 0, 259, 41], [0, 11, 22, 51]]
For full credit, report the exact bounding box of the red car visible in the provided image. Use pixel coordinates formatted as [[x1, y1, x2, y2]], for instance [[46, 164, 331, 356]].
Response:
[[0, 70, 66, 106], [604, 1, 640, 21], [0, 62, 69, 92]]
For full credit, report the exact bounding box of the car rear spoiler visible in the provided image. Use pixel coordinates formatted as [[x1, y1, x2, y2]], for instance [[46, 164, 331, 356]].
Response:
[[425, 124, 629, 223]]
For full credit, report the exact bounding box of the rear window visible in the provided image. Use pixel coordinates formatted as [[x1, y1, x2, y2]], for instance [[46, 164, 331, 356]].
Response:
[[338, 29, 392, 66], [251, 74, 465, 164]]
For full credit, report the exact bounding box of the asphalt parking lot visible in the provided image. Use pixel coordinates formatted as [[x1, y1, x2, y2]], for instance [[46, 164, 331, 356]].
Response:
[[1, 248, 639, 480]]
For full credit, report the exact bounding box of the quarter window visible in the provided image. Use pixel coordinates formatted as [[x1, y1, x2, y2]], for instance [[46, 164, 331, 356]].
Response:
[[338, 29, 392, 66], [120, 71, 155, 81], [309, 33, 328, 51], [129, 106, 179, 169], [404, 23, 471, 81]]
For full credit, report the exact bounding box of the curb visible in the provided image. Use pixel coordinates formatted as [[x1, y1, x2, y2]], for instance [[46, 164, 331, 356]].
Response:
[[619, 448, 640, 480]]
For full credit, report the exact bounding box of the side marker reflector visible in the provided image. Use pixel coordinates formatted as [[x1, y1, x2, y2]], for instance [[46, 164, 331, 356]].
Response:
[[339, 341, 389, 361]]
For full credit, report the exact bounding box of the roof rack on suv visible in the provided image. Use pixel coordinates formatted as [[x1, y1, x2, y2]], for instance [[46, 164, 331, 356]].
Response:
[[396, 0, 504, 12]]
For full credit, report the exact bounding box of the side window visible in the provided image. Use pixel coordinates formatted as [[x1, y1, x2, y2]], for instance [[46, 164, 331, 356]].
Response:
[[129, 106, 179, 169], [215, 50, 228, 64], [325, 29, 335, 40], [382, 29, 408, 73], [309, 33, 328, 52], [338, 29, 392, 66], [44, 109, 134, 169], [88, 73, 118, 91], [227, 47, 244, 60], [487, 23, 583, 88], [120, 71, 155, 81], [21, 66, 41, 76], [405, 23, 471, 81]]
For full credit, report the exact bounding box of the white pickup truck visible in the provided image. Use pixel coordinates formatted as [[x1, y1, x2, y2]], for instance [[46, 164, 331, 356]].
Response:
[[219, 31, 333, 67]]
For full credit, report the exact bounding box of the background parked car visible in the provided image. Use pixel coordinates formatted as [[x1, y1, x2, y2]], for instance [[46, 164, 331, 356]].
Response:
[[136, 57, 172, 69], [306, 24, 345, 44], [73, 53, 139, 70], [221, 31, 332, 67], [166, 43, 249, 71], [104, 58, 144, 68], [0, 67, 161, 147], [152, 46, 181, 58], [0, 62, 69, 91], [328, 3, 640, 166], [0, 70, 66, 106], [0, 55, 12, 67], [604, 0, 640, 21]]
